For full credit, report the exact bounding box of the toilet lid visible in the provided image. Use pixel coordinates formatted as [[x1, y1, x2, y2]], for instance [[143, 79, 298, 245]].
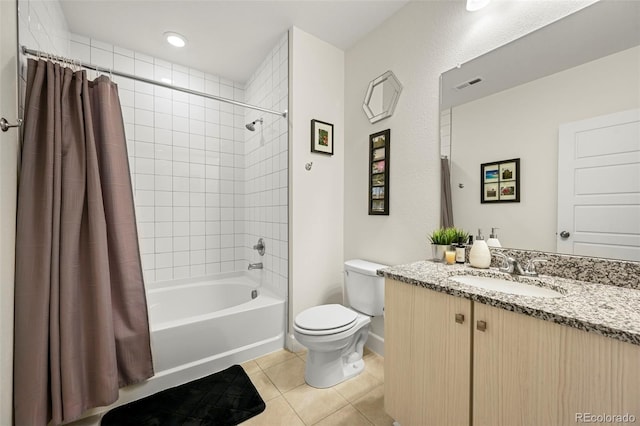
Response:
[[295, 304, 358, 331]]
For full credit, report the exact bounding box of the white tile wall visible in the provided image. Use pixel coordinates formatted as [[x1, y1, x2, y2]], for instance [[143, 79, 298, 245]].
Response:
[[17, 0, 70, 116], [17, 4, 288, 288], [243, 33, 289, 299]]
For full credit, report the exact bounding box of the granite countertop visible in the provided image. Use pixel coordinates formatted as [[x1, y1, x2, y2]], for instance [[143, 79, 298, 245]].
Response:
[[378, 260, 640, 346]]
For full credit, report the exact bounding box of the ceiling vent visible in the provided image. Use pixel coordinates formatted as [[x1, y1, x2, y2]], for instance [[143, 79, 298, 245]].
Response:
[[455, 77, 483, 90]]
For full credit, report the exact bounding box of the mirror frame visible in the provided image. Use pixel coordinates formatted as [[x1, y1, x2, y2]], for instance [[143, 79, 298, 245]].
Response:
[[363, 70, 403, 123]]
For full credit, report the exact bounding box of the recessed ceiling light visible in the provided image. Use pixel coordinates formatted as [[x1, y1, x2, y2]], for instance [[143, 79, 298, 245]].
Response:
[[466, 0, 490, 12], [164, 32, 187, 48]]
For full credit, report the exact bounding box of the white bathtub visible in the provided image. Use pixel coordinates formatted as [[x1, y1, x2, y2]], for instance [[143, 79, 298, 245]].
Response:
[[147, 275, 285, 373], [78, 273, 285, 424]]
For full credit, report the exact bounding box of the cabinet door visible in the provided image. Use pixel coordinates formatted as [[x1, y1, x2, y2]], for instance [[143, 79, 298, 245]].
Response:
[[385, 279, 472, 426], [474, 303, 640, 426]]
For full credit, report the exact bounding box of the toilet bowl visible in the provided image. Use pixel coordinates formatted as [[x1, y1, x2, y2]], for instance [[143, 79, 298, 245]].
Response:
[[293, 259, 386, 388]]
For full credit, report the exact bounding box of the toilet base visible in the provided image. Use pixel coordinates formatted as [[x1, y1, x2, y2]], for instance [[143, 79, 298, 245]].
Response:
[[305, 351, 365, 388], [302, 326, 369, 388]]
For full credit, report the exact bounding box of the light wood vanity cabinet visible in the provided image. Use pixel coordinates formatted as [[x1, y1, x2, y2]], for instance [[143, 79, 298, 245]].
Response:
[[385, 278, 640, 426], [384, 278, 472, 426]]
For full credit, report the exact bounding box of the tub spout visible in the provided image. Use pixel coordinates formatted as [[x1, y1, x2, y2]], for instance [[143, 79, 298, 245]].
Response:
[[248, 262, 263, 270]]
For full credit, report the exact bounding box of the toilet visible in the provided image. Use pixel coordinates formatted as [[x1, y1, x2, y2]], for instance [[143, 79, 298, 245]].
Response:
[[293, 259, 386, 388]]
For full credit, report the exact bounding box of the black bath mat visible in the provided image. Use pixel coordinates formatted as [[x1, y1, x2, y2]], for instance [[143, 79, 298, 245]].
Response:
[[101, 365, 265, 426]]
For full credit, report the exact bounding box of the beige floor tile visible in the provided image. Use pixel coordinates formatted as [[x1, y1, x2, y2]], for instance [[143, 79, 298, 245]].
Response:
[[353, 384, 395, 426], [283, 384, 349, 425], [254, 349, 297, 370], [363, 353, 384, 382], [248, 370, 281, 402], [333, 371, 381, 403], [240, 395, 305, 426], [264, 356, 306, 393], [241, 360, 262, 375], [313, 404, 373, 426]]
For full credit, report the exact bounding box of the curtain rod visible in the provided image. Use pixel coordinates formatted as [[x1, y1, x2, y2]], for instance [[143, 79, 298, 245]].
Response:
[[22, 46, 288, 119]]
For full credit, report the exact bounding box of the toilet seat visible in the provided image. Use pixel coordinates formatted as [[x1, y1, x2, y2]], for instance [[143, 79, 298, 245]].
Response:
[[294, 304, 358, 336]]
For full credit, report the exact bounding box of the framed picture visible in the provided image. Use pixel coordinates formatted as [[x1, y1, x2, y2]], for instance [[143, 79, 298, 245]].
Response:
[[480, 158, 520, 203], [369, 129, 390, 215], [310, 119, 334, 155]]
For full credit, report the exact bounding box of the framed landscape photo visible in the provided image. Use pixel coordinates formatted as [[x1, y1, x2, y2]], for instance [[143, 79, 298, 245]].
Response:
[[480, 158, 520, 203], [310, 119, 334, 155], [369, 129, 390, 215]]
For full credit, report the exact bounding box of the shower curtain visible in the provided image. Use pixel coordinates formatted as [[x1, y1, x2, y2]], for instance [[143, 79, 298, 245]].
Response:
[[13, 59, 154, 426], [441, 157, 454, 228]]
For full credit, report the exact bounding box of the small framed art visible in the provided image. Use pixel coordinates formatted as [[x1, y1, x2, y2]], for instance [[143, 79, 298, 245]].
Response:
[[310, 119, 334, 155], [369, 129, 390, 215], [481, 158, 520, 203]]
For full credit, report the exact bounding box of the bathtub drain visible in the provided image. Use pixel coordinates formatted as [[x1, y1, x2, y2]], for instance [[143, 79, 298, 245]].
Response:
[[251, 289, 258, 299]]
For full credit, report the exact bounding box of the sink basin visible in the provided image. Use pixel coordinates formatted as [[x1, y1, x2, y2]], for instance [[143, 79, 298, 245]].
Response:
[[450, 275, 564, 298]]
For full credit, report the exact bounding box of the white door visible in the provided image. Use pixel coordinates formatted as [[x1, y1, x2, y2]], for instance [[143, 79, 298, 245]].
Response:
[[557, 109, 640, 261], [0, 0, 19, 423]]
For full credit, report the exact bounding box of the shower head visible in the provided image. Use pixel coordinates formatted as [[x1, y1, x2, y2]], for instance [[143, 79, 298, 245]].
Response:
[[245, 117, 263, 131]]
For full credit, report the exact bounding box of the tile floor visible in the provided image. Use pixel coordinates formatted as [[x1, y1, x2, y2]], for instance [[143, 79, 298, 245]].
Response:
[[240, 348, 395, 426]]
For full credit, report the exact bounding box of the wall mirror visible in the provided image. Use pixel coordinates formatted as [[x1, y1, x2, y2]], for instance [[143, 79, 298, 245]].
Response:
[[363, 70, 403, 123], [440, 1, 640, 261]]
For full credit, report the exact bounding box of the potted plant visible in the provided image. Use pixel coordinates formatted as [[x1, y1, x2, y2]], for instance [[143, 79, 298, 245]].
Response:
[[453, 228, 470, 246], [428, 227, 469, 262], [428, 227, 456, 262]]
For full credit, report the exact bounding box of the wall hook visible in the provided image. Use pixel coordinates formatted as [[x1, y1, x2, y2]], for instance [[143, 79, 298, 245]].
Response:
[[305, 162, 313, 171], [1, 118, 23, 132]]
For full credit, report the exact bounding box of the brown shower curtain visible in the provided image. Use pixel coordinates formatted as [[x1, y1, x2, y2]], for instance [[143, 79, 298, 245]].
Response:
[[13, 59, 154, 426], [441, 157, 454, 228]]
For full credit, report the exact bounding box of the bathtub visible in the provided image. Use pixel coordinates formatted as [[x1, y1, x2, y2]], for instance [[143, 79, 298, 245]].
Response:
[[147, 274, 285, 373], [79, 273, 285, 423]]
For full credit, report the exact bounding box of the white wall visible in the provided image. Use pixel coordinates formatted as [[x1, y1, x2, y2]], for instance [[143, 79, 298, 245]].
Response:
[[344, 0, 596, 267], [451, 45, 640, 252], [0, 2, 19, 423], [344, 0, 596, 348], [289, 27, 344, 346]]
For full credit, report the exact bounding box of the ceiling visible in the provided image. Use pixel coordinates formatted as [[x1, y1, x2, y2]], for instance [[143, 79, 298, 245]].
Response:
[[440, 0, 639, 109], [60, 0, 411, 83]]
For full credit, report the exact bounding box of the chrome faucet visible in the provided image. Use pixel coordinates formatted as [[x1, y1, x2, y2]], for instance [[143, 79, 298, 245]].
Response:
[[494, 253, 548, 277], [494, 253, 525, 275], [248, 262, 263, 270], [524, 258, 548, 277]]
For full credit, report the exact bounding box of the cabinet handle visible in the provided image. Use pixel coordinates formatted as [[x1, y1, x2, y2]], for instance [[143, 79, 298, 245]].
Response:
[[477, 320, 487, 332], [455, 313, 465, 324]]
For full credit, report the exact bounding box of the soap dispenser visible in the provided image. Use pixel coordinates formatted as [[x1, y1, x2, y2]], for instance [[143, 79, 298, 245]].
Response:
[[487, 227, 502, 248], [469, 229, 491, 269]]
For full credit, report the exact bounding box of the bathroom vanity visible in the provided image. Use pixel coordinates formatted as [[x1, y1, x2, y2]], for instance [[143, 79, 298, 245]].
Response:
[[380, 260, 640, 426]]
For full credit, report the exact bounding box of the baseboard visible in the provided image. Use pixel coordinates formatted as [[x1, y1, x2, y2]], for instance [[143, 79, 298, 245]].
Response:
[[365, 331, 384, 357], [285, 333, 306, 353]]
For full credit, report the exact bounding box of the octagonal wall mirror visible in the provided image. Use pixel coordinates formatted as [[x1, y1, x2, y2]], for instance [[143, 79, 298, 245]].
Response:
[[363, 70, 403, 123]]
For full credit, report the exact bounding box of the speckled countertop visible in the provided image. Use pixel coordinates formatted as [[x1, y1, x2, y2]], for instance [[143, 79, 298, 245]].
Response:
[[378, 261, 640, 346]]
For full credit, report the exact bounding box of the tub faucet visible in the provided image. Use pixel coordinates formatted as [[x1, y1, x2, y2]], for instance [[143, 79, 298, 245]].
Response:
[[248, 262, 263, 270]]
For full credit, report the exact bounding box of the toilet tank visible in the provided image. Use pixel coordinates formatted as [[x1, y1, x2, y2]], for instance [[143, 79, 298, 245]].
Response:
[[344, 259, 387, 316]]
